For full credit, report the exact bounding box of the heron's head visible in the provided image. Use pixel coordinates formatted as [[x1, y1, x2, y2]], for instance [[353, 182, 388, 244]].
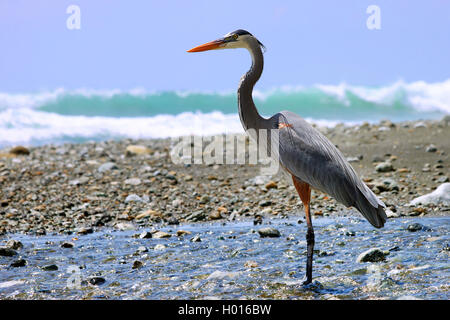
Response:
[[187, 29, 265, 53]]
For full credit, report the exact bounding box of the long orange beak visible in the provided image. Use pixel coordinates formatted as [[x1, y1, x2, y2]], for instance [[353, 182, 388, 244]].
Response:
[[187, 39, 226, 52]]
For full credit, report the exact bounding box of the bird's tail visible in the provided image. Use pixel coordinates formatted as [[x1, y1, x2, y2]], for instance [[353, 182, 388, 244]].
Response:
[[354, 184, 388, 228]]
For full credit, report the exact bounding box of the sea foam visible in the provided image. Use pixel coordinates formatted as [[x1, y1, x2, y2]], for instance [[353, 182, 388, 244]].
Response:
[[0, 80, 448, 147]]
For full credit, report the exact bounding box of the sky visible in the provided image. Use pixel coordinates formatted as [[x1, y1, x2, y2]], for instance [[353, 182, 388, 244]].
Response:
[[0, 0, 449, 93]]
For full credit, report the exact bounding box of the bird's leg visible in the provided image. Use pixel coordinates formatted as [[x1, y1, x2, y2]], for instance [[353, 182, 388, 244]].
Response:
[[292, 176, 314, 285]]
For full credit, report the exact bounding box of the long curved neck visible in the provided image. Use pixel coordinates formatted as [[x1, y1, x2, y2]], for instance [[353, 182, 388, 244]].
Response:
[[238, 40, 269, 131]]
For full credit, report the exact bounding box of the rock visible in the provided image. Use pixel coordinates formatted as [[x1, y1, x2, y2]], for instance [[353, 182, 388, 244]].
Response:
[[0, 247, 17, 256], [253, 215, 263, 225], [9, 146, 30, 156], [135, 209, 161, 220], [132, 260, 144, 269], [209, 210, 222, 220], [375, 162, 395, 172], [265, 181, 278, 189], [191, 235, 201, 242], [176, 230, 192, 237], [374, 178, 399, 192], [261, 207, 273, 215], [413, 121, 427, 128], [318, 250, 336, 257], [136, 246, 148, 253], [61, 242, 74, 248], [126, 145, 151, 156], [69, 177, 89, 186], [257, 227, 281, 238], [217, 206, 228, 214], [154, 244, 166, 251], [259, 200, 272, 207], [10, 259, 26, 267], [346, 157, 360, 163], [98, 162, 118, 173], [356, 248, 388, 263], [425, 144, 437, 153], [6, 240, 23, 250], [185, 210, 206, 222], [172, 199, 183, 207], [114, 222, 135, 230], [88, 277, 106, 285], [406, 207, 426, 216], [437, 176, 449, 183], [167, 217, 180, 225], [153, 231, 171, 239], [77, 227, 93, 235], [125, 194, 143, 203], [139, 231, 153, 239], [124, 178, 141, 186], [244, 261, 258, 268], [385, 209, 400, 218], [345, 230, 356, 236], [409, 183, 450, 206], [247, 175, 271, 186], [42, 264, 58, 271], [199, 195, 210, 204], [407, 223, 425, 232]]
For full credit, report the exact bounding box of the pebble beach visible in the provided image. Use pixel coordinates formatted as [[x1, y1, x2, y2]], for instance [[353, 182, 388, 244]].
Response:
[[1, 118, 449, 235], [0, 118, 449, 299]]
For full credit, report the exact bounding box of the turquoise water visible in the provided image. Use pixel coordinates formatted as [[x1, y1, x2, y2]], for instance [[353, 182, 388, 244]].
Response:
[[0, 80, 449, 148]]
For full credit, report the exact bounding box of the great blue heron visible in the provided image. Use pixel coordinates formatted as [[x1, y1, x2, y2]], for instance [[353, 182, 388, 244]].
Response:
[[187, 29, 387, 285]]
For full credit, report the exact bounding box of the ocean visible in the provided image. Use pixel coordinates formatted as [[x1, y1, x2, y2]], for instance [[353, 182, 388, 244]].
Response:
[[1, 80, 449, 148]]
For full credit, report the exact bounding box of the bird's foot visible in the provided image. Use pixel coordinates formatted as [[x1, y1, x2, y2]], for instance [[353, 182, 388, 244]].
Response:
[[301, 278, 323, 291], [302, 277, 312, 286]]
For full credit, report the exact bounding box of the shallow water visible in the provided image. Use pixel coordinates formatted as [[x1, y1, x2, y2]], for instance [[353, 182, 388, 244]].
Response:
[[0, 216, 449, 300]]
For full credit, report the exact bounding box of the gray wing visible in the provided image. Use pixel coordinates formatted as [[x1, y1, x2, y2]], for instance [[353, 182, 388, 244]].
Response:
[[274, 111, 387, 228]]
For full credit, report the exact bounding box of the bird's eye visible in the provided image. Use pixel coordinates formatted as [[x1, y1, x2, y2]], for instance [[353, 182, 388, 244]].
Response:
[[233, 34, 238, 40]]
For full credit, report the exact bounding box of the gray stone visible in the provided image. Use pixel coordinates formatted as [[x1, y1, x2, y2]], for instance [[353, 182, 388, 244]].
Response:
[[153, 231, 171, 239], [42, 264, 58, 271], [375, 162, 395, 172], [125, 194, 143, 203], [0, 247, 17, 256], [124, 178, 141, 186], [77, 227, 93, 235], [6, 239, 23, 250], [409, 183, 450, 206], [374, 178, 399, 192], [425, 144, 437, 153], [258, 227, 281, 238], [88, 277, 106, 285], [407, 223, 425, 232], [356, 248, 388, 263], [139, 231, 152, 239], [69, 177, 89, 186], [98, 162, 118, 173], [185, 210, 206, 222], [61, 242, 74, 248], [136, 246, 148, 253], [10, 259, 26, 268]]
